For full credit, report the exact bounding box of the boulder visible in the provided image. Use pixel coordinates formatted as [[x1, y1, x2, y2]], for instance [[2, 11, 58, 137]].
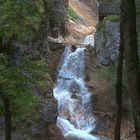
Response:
[[46, 0, 69, 37], [70, 82, 80, 94]]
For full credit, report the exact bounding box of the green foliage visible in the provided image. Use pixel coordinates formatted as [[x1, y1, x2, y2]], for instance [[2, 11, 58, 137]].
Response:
[[0, 0, 53, 123], [67, 7, 80, 20], [0, 53, 51, 122], [103, 14, 120, 23], [0, 0, 45, 41], [105, 15, 120, 21], [21, 57, 50, 93], [0, 53, 40, 121]]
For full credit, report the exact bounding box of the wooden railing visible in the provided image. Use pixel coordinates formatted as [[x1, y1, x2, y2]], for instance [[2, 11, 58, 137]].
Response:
[[99, 2, 120, 16]]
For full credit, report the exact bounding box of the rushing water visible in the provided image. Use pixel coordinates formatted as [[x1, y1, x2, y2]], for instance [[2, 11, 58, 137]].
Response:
[[83, 34, 95, 46], [53, 45, 99, 140]]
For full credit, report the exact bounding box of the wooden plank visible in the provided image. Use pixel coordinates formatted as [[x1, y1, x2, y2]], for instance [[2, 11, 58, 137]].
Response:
[[99, 2, 120, 16]]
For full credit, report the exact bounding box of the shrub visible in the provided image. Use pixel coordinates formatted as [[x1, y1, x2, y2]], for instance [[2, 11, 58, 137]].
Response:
[[67, 7, 80, 20]]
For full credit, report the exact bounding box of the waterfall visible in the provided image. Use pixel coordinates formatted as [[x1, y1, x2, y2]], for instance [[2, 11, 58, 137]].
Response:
[[83, 34, 95, 46], [53, 45, 99, 140]]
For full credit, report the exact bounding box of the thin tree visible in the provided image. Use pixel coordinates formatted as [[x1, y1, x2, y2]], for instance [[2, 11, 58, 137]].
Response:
[[114, 11, 124, 139], [122, 0, 140, 139], [0, 93, 11, 140], [0, 38, 12, 140]]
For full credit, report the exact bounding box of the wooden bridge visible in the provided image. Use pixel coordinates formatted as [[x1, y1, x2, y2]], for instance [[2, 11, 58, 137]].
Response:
[[99, 2, 120, 17]]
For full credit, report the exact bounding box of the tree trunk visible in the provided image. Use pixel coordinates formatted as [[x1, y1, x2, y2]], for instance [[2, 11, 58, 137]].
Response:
[[114, 14, 124, 140], [122, 0, 140, 139], [1, 93, 12, 140]]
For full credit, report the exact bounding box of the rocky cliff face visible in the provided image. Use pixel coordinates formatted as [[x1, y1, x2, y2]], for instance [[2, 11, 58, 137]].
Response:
[[69, 0, 98, 27], [24, 0, 69, 139], [85, 16, 136, 139], [47, 0, 68, 37], [64, 0, 98, 44], [25, 0, 68, 140], [85, 45, 135, 139], [23, 0, 69, 139], [95, 20, 120, 66]]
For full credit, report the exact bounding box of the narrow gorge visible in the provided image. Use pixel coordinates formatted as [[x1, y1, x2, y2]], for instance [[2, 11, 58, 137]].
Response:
[[0, 0, 140, 140]]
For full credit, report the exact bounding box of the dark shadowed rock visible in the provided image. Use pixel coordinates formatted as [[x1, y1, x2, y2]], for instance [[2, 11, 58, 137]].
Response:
[[46, 0, 69, 37], [70, 81, 80, 94], [47, 124, 65, 140]]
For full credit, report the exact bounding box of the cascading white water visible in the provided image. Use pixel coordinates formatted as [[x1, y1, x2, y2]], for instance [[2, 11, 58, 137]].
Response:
[[53, 45, 99, 140], [83, 34, 95, 47]]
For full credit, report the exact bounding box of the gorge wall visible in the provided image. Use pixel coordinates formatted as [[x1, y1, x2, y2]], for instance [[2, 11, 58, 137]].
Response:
[[46, 0, 137, 139], [19, 0, 69, 139], [0, 0, 139, 140], [0, 0, 68, 140]]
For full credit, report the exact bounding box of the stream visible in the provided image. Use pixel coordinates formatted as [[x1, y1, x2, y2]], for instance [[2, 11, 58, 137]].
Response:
[[53, 44, 100, 140]]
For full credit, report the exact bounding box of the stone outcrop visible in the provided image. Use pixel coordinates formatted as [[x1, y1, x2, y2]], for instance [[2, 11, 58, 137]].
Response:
[[95, 20, 120, 66], [25, 1, 69, 139], [46, 0, 68, 37], [65, 0, 98, 44], [30, 89, 65, 140], [84, 16, 136, 139], [69, 0, 98, 27], [85, 42, 136, 140]]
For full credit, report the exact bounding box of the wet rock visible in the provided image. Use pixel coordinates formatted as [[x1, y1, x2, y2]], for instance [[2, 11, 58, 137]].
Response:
[[70, 82, 80, 94], [47, 43, 65, 81], [42, 90, 58, 124], [93, 112, 115, 139], [47, 124, 65, 140], [85, 74, 90, 82], [71, 45, 77, 52], [31, 89, 58, 140], [93, 112, 137, 140], [65, 133, 103, 140], [71, 94, 82, 101]]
